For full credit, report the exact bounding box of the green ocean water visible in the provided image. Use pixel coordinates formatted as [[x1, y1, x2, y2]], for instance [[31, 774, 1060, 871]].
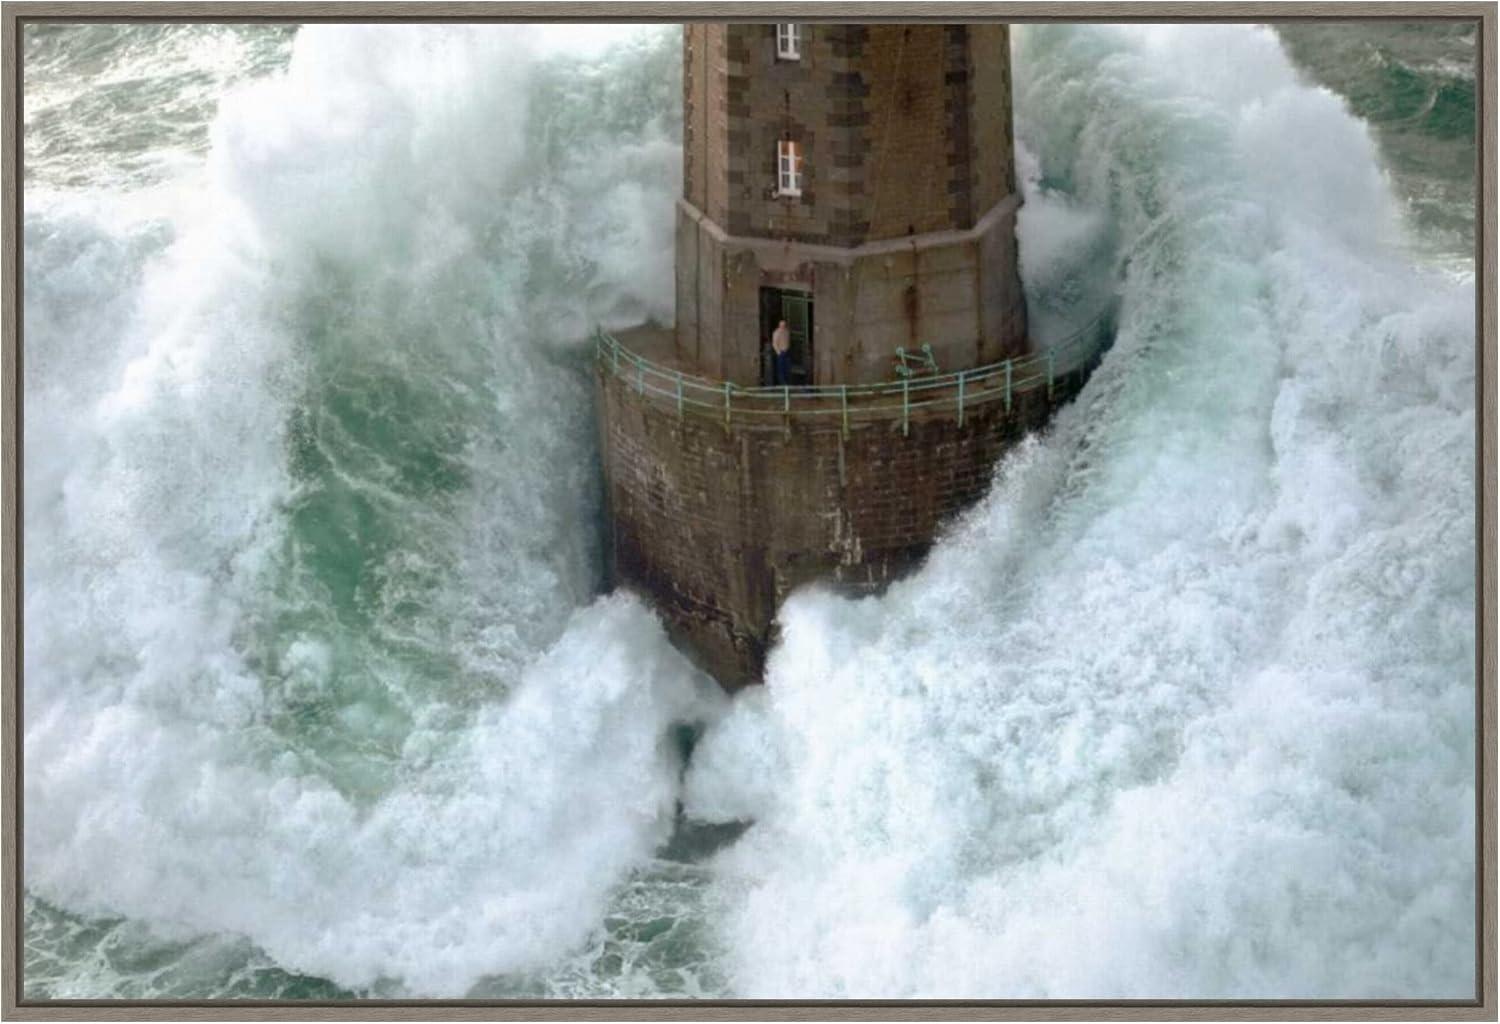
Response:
[[1277, 22, 1476, 251]]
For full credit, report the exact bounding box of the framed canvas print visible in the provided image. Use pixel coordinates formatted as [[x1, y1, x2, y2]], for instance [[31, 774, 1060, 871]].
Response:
[[3, 3, 1495, 1018]]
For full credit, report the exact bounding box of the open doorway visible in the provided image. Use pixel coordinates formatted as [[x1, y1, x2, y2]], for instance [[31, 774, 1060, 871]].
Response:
[[759, 286, 814, 386]]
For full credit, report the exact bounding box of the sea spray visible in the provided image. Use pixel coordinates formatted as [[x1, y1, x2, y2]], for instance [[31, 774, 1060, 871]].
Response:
[[684, 24, 1474, 998], [25, 23, 714, 996]]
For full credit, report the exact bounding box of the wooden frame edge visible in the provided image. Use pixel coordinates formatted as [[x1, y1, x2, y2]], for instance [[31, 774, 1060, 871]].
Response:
[[1479, 2, 1498, 1021], [4, 2, 21, 1021], [0, 2, 1495, 21]]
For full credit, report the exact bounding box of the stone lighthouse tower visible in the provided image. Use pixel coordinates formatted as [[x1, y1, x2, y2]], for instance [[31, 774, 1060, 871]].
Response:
[[596, 23, 1103, 687]]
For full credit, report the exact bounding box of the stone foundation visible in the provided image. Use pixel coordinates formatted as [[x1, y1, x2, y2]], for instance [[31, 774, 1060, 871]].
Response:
[[596, 351, 1098, 688]]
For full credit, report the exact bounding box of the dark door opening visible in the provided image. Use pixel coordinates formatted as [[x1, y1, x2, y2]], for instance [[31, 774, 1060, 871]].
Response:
[[759, 286, 814, 386]]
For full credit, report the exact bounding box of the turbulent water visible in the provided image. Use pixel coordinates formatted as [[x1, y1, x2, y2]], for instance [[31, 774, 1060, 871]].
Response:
[[22, 22, 1477, 1000]]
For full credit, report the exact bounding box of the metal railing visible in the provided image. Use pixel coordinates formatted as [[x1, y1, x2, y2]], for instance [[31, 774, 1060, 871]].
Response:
[[595, 306, 1113, 436], [894, 343, 939, 378]]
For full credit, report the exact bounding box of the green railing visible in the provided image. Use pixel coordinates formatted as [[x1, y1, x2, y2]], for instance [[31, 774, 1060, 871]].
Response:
[[595, 306, 1113, 436], [894, 343, 939, 378]]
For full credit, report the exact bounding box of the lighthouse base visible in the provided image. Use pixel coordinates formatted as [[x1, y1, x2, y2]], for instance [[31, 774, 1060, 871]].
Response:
[[596, 336, 1098, 689]]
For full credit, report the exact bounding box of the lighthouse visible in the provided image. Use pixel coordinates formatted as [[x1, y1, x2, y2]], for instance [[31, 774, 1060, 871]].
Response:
[[596, 24, 1105, 688]]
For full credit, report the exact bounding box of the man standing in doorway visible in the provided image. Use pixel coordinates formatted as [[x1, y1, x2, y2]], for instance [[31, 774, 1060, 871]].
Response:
[[771, 319, 792, 386]]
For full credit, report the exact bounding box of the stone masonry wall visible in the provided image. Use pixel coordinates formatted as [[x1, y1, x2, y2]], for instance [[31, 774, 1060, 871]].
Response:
[[708, 23, 987, 247], [677, 195, 1026, 386], [598, 358, 1095, 687], [683, 24, 729, 224], [968, 24, 1017, 215]]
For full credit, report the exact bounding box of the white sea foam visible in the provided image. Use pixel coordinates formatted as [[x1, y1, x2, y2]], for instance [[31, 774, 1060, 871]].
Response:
[[24, 24, 709, 996]]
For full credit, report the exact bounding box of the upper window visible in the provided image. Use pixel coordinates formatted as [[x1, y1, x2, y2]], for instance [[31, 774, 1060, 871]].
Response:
[[776, 24, 801, 60], [777, 139, 803, 197]]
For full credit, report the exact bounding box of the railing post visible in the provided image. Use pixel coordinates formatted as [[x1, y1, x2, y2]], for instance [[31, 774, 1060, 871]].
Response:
[[676, 373, 684, 418], [957, 370, 966, 428], [784, 385, 790, 413], [612, 336, 620, 376], [1004, 360, 1012, 413], [636, 362, 644, 395], [902, 376, 910, 437], [841, 384, 849, 439], [1047, 350, 1056, 400], [723, 381, 732, 431]]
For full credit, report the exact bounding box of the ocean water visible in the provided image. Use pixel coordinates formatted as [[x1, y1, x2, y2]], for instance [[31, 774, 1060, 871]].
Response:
[[21, 22, 1477, 1000]]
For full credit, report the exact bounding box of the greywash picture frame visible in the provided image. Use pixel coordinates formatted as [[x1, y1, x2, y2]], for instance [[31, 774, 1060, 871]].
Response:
[[1, 2, 1494, 1018]]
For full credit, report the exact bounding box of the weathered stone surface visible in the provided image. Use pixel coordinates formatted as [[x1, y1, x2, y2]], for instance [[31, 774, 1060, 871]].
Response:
[[683, 24, 1014, 249], [597, 362, 1097, 689], [674, 196, 1026, 388]]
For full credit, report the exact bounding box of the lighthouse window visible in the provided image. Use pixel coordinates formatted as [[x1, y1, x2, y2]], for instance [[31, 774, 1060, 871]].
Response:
[[776, 24, 801, 60], [777, 139, 803, 197]]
